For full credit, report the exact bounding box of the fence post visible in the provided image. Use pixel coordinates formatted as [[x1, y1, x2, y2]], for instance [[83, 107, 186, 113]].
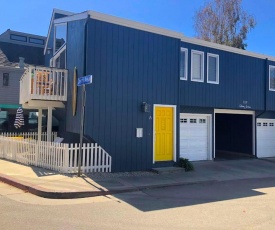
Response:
[[63, 144, 69, 173], [35, 140, 38, 166]]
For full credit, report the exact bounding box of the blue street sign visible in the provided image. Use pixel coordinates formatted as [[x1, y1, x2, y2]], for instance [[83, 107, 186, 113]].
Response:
[[77, 75, 93, 86]]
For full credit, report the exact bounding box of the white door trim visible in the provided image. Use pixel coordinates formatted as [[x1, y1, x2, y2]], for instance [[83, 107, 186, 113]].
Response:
[[180, 113, 212, 160], [153, 104, 177, 163], [214, 109, 255, 158], [215, 109, 254, 115]]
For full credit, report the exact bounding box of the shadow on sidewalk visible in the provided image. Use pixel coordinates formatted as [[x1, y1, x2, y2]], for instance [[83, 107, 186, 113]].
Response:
[[112, 177, 275, 212]]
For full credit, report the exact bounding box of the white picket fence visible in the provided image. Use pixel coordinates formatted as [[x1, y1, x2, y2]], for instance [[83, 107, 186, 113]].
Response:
[[0, 136, 112, 173], [0, 132, 57, 142]]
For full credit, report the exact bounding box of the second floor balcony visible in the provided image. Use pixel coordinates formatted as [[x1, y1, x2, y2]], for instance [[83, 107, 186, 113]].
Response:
[[20, 66, 68, 108]]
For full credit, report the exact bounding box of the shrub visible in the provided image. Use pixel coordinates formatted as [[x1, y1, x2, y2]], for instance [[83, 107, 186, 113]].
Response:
[[178, 158, 194, 172]]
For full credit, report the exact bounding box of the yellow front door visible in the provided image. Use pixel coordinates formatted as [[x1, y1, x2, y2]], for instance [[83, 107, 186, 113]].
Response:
[[154, 106, 174, 161]]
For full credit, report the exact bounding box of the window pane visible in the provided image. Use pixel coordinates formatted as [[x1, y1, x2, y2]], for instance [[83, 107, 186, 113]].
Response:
[[55, 24, 67, 52], [192, 53, 202, 80], [29, 37, 44, 45], [180, 50, 186, 79], [270, 66, 275, 90], [10, 34, 27, 42], [208, 56, 217, 82]]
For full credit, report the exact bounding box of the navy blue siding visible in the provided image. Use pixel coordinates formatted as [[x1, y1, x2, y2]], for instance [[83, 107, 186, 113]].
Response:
[[63, 19, 86, 134], [83, 19, 180, 172], [180, 42, 265, 111]]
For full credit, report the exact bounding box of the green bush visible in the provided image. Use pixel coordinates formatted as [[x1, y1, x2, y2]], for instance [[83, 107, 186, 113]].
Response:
[[178, 158, 194, 172]]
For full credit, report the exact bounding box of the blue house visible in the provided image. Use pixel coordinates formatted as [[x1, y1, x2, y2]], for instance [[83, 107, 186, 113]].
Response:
[[42, 9, 275, 172]]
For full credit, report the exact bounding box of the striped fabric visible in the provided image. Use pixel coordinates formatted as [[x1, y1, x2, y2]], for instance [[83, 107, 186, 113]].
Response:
[[14, 107, 24, 129]]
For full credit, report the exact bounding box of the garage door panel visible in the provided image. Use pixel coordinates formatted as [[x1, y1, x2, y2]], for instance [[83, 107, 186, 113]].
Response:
[[257, 119, 275, 158], [180, 114, 210, 161]]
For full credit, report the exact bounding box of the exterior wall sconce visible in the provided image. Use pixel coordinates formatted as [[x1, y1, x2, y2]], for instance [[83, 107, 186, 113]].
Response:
[[142, 102, 150, 113]]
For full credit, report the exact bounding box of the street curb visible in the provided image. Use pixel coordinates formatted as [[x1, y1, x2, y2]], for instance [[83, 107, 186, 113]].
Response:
[[0, 173, 217, 199]]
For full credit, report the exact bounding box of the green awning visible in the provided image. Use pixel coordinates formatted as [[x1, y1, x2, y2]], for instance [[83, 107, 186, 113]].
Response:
[[0, 104, 20, 109]]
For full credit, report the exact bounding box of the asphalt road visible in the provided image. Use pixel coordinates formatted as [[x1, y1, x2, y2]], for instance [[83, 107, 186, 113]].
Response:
[[1, 178, 275, 230]]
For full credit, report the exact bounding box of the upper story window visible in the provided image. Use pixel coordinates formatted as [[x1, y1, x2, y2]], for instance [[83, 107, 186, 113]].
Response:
[[191, 50, 204, 82], [29, 37, 44, 45], [3, 73, 9, 86], [54, 23, 67, 53], [10, 34, 27, 42], [180, 48, 188, 80], [207, 53, 219, 84], [269, 65, 275, 91]]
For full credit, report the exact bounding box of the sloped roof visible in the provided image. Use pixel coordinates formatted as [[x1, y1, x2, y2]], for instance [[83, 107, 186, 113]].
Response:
[[0, 48, 9, 65], [0, 48, 21, 68]]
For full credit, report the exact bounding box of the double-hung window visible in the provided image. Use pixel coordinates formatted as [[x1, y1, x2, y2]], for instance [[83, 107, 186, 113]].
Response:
[[191, 50, 204, 82], [180, 48, 188, 80], [269, 65, 275, 91], [207, 53, 219, 84]]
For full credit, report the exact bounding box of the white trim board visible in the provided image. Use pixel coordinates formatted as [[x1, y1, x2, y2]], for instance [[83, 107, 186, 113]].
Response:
[[54, 10, 182, 39], [153, 104, 177, 163], [44, 9, 74, 55], [215, 109, 254, 115], [207, 53, 219, 84], [49, 9, 275, 61]]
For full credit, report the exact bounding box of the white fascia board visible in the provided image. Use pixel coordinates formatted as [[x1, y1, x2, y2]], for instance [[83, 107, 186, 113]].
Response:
[[53, 10, 183, 39], [44, 9, 74, 55], [88, 11, 183, 39], [48, 9, 275, 62], [52, 8, 74, 16], [54, 12, 89, 24], [181, 35, 275, 62]]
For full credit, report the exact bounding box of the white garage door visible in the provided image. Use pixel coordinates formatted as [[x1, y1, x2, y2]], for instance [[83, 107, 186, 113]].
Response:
[[180, 114, 210, 161], [257, 119, 275, 158]]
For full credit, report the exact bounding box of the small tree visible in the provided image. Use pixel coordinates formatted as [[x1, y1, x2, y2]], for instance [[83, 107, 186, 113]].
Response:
[[194, 0, 256, 49]]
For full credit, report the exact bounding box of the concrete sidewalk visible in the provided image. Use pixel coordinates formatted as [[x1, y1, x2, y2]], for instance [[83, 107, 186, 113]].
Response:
[[1, 158, 275, 199]]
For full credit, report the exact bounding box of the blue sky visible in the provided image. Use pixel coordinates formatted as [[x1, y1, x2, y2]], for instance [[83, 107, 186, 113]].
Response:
[[1, 0, 275, 56]]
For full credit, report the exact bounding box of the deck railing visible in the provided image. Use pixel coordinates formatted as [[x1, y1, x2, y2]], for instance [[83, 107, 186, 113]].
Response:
[[0, 136, 112, 173], [20, 66, 68, 104]]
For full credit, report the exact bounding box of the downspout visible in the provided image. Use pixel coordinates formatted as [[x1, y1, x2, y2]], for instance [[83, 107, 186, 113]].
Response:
[[254, 58, 268, 158]]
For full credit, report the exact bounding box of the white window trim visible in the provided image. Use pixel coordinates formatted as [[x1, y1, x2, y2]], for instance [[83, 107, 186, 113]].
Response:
[[207, 53, 219, 84], [52, 44, 66, 68], [269, 65, 275, 91], [180, 48, 188, 80], [54, 22, 67, 55], [191, 50, 204, 82]]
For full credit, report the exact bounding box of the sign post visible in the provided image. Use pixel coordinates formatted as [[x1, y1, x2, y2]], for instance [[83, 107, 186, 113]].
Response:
[[77, 75, 92, 177]]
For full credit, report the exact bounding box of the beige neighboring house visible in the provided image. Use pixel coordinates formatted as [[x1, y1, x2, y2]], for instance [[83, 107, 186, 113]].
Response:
[[0, 48, 26, 132]]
